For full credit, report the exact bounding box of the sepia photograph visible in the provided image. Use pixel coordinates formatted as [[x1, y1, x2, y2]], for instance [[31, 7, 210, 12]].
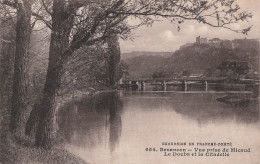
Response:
[[0, 0, 259, 164]]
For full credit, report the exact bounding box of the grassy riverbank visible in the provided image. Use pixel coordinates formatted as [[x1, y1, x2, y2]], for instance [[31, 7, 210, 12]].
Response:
[[0, 99, 88, 164]]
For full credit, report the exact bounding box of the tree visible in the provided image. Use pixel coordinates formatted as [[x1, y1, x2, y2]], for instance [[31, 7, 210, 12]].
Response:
[[106, 34, 121, 86], [1, 0, 34, 134], [152, 71, 167, 79], [62, 44, 108, 91], [217, 61, 251, 77], [117, 60, 129, 80], [21, 0, 253, 148], [204, 68, 215, 77], [182, 70, 191, 77], [232, 62, 251, 76]]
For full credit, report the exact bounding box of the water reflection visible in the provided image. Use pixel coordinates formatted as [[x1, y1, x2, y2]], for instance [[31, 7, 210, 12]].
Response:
[[124, 92, 259, 124], [108, 93, 122, 152], [58, 90, 260, 164], [58, 92, 123, 152]]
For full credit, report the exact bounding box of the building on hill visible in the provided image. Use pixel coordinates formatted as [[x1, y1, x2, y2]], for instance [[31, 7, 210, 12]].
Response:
[[179, 36, 259, 51], [196, 36, 208, 44]]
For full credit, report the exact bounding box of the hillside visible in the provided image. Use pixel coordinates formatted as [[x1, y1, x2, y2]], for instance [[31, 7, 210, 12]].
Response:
[[123, 55, 170, 78], [121, 51, 173, 59], [124, 44, 259, 78]]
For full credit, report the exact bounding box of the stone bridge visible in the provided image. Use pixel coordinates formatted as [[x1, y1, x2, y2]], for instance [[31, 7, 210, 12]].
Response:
[[119, 77, 259, 92]]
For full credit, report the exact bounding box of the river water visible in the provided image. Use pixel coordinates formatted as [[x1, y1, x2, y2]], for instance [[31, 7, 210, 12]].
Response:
[[58, 84, 260, 164]]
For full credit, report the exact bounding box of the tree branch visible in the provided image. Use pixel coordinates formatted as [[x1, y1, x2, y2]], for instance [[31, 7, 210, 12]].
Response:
[[31, 11, 52, 29], [1, 0, 17, 9], [41, 0, 51, 15]]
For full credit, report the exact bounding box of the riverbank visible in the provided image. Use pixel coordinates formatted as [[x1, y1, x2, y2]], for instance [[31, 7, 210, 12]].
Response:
[[56, 85, 115, 109], [0, 84, 117, 164], [0, 102, 88, 164], [0, 89, 92, 164]]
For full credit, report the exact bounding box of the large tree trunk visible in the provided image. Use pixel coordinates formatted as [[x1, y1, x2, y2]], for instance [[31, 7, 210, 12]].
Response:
[[106, 35, 121, 86], [25, 100, 41, 136], [10, 0, 32, 134], [33, 0, 74, 148], [0, 31, 15, 101], [35, 60, 63, 148]]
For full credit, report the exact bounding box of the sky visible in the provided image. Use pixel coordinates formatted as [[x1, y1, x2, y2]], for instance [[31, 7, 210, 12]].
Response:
[[119, 0, 260, 53]]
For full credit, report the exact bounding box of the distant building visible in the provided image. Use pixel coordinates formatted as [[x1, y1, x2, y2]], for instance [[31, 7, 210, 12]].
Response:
[[179, 36, 259, 51], [196, 36, 208, 44]]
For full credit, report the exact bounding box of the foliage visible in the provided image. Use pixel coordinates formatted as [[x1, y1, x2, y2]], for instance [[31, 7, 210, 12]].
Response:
[[124, 43, 259, 78], [62, 44, 108, 92], [217, 61, 251, 77], [204, 68, 216, 77], [117, 60, 129, 79], [124, 55, 171, 78], [62, 43, 128, 93], [1, 0, 253, 62], [182, 70, 191, 77], [152, 71, 167, 78], [106, 35, 121, 86]]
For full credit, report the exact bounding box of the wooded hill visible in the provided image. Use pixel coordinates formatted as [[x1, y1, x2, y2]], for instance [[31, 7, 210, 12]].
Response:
[[124, 43, 259, 78], [121, 51, 173, 59]]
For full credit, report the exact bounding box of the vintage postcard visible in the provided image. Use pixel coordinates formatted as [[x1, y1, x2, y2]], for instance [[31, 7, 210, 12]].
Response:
[[0, 0, 259, 164]]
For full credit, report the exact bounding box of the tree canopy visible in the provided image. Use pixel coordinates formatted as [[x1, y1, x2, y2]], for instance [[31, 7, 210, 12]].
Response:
[[1, 0, 253, 60]]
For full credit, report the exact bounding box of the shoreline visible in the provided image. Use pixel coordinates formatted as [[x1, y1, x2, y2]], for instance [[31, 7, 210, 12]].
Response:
[[0, 86, 117, 164]]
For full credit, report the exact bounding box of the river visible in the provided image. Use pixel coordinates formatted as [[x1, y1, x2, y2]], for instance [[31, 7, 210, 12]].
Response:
[[57, 84, 260, 164]]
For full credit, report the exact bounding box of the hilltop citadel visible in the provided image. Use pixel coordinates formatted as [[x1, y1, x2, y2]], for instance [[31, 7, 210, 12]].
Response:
[[180, 36, 259, 50]]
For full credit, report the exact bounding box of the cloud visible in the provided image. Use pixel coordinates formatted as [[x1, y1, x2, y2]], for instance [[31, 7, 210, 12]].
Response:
[[187, 25, 195, 33], [198, 26, 208, 34], [120, 0, 260, 53], [160, 30, 175, 41], [182, 24, 195, 34]]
